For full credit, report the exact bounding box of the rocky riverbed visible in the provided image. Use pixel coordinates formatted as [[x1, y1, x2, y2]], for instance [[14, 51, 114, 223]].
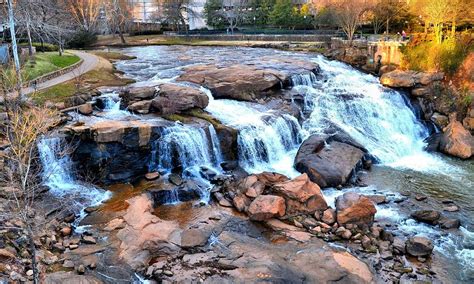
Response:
[[1, 46, 472, 283]]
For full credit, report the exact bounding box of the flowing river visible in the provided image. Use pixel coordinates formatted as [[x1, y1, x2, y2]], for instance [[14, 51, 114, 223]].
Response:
[[39, 45, 473, 282]]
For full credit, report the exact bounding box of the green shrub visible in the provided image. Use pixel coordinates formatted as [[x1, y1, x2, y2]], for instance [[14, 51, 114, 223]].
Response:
[[401, 36, 472, 76], [32, 42, 59, 52], [67, 30, 98, 48]]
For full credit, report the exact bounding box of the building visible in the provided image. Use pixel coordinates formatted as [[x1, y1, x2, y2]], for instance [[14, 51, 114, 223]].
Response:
[[127, 0, 208, 30]]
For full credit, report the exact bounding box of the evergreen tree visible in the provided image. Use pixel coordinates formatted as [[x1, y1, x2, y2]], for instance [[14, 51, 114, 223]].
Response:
[[269, 0, 294, 28]]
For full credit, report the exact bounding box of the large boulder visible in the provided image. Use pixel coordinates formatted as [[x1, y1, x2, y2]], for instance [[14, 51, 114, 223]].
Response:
[[294, 132, 369, 188], [120, 83, 209, 115], [177, 60, 318, 102], [405, 236, 434, 257], [440, 113, 474, 159], [273, 173, 327, 216], [247, 195, 286, 221], [380, 70, 444, 88], [177, 64, 287, 101], [335, 192, 377, 226], [151, 84, 209, 115], [411, 210, 441, 225]]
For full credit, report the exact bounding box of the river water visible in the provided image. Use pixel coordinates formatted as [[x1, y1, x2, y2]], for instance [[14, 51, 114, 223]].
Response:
[[39, 45, 472, 282]]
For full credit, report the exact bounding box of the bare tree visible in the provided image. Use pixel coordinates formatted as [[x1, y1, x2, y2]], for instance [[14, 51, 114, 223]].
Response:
[[63, 0, 103, 33], [0, 95, 61, 283], [104, 0, 133, 44], [5, 0, 24, 101], [318, 0, 373, 44]]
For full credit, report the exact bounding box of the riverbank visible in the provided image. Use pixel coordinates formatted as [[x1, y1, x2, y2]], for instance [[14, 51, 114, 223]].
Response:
[[1, 45, 472, 283]]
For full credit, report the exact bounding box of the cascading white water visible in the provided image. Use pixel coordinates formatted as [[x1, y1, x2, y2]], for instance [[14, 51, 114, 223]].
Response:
[[148, 122, 223, 203], [290, 72, 318, 87], [99, 92, 132, 119], [202, 87, 303, 177], [295, 55, 451, 172], [149, 123, 222, 173], [37, 137, 110, 211]]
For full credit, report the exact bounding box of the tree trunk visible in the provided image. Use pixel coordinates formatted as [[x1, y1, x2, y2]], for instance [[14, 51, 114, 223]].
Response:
[[26, 21, 34, 57], [451, 21, 456, 38], [386, 18, 390, 34], [7, 0, 24, 101], [118, 26, 126, 44]]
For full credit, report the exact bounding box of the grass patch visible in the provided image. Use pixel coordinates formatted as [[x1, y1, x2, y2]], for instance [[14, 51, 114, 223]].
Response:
[[32, 56, 135, 105], [24, 52, 80, 81], [31, 82, 76, 105]]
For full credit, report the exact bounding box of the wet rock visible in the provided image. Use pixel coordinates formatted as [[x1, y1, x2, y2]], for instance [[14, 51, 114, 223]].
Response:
[[123, 86, 157, 101], [411, 87, 431, 97], [168, 174, 183, 186], [199, 166, 218, 180], [365, 194, 388, 205], [336, 192, 377, 226], [145, 172, 160, 181], [443, 205, 460, 212], [151, 83, 209, 115], [77, 103, 93, 115], [405, 236, 433, 257], [431, 112, 449, 129], [272, 173, 327, 215], [81, 236, 96, 244], [60, 226, 72, 236], [44, 272, 102, 284], [180, 228, 211, 248], [321, 208, 336, 225], [129, 100, 152, 114], [214, 192, 233, 207], [247, 195, 286, 221], [76, 264, 85, 275], [440, 114, 474, 159], [392, 237, 406, 255], [221, 161, 238, 171], [294, 132, 369, 187], [438, 217, 461, 229], [411, 210, 441, 225], [232, 194, 251, 212], [63, 260, 75, 269], [177, 61, 318, 102], [414, 195, 427, 201]]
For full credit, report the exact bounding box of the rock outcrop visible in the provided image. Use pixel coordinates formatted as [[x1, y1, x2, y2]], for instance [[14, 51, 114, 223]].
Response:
[[222, 173, 328, 221], [294, 132, 371, 188], [405, 237, 434, 257], [177, 60, 319, 102], [335, 192, 377, 226], [380, 70, 444, 89], [439, 114, 474, 159], [120, 83, 209, 115]]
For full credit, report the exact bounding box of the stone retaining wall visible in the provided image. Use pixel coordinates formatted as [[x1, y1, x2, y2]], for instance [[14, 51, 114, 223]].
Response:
[[23, 57, 84, 88]]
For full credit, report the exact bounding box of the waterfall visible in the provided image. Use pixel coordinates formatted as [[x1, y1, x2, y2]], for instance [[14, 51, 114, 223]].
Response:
[[296, 56, 449, 172], [37, 137, 110, 210], [290, 72, 317, 87], [202, 87, 303, 177], [99, 92, 133, 119], [149, 123, 222, 174]]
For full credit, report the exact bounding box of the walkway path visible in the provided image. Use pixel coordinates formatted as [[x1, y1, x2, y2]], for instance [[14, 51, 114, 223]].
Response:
[[22, 50, 99, 95]]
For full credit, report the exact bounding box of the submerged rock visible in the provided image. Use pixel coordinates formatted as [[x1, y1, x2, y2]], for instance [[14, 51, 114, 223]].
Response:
[[411, 210, 441, 225], [294, 132, 370, 188], [335, 192, 377, 226]]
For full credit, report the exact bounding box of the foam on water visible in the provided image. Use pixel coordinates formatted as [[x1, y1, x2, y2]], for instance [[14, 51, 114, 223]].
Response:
[[37, 137, 110, 218], [98, 92, 135, 119], [203, 87, 302, 177]]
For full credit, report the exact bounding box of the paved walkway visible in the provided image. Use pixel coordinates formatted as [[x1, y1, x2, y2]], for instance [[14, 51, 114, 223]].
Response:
[[23, 50, 99, 95]]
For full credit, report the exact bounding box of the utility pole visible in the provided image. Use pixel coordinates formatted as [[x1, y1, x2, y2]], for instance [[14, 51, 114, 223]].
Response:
[[7, 0, 23, 100]]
